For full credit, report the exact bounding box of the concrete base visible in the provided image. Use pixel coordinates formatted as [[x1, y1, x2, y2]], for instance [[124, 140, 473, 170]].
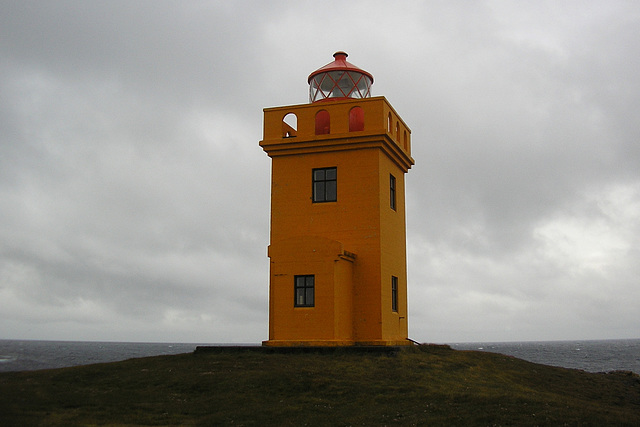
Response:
[[262, 339, 412, 347], [194, 345, 412, 355]]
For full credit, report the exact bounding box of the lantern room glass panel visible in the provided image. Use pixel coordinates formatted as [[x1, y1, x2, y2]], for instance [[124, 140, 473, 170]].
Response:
[[309, 71, 372, 102]]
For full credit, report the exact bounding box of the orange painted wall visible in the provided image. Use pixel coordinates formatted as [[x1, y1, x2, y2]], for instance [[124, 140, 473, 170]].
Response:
[[267, 236, 354, 343], [378, 153, 409, 340], [261, 97, 414, 346]]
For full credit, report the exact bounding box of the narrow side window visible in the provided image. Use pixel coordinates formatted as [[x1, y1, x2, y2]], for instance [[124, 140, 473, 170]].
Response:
[[391, 276, 398, 312], [390, 174, 396, 211]]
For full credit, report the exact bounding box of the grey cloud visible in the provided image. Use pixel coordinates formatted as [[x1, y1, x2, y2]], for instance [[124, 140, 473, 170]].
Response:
[[1, 0, 638, 343]]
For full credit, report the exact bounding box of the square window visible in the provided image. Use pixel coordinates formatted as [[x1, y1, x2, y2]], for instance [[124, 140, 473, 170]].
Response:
[[295, 275, 315, 307], [312, 167, 337, 203]]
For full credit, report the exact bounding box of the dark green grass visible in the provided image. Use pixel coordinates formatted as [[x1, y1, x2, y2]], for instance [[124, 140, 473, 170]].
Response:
[[1, 345, 639, 426]]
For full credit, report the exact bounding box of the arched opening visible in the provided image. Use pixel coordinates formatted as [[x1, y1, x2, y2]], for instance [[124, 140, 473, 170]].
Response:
[[403, 130, 408, 149], [282, 113, 297, 138], [387, 113, 392, 133], [395, 122, 400, 141], [315, 110, 330, 135], [349, 106, 364, 132]]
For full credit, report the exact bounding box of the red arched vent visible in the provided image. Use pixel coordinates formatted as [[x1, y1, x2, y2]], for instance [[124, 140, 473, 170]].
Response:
[[315, 110, 330, 135], [349, 107, 364, 132]]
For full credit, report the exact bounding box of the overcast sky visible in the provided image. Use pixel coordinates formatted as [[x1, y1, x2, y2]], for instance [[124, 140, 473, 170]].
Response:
[[1, 1, 639, 344]]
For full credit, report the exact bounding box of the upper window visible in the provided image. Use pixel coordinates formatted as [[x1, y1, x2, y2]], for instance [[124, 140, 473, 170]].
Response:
[[295, 275, 315, 307], [390, 174, 397, 210], [313, 167, 337, 203]]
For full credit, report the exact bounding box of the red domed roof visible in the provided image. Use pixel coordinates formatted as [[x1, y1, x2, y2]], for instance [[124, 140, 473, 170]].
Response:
[[308, 51, 374, 84], [307, 52, 374, 102]]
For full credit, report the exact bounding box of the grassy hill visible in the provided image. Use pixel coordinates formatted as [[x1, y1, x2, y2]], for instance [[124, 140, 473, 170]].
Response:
[[1, 345, 638, 426]]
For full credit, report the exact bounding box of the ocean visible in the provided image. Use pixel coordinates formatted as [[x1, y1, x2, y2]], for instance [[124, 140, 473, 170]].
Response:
[[0, 338, 638, 374], [450, 339, 640, 374], [0, 340, 200, 372]]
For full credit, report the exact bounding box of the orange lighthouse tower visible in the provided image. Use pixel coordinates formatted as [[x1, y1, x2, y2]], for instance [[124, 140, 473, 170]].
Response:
[[260, 52, 414, 346]]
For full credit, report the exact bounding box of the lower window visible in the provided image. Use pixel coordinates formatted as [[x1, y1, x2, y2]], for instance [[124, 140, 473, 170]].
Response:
[[391, 276, 398, 312], [295, 275, 315, 307]]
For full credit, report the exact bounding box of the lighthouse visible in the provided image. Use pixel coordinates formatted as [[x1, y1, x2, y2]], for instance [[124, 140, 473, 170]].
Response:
[[260, 52, 414, 346]]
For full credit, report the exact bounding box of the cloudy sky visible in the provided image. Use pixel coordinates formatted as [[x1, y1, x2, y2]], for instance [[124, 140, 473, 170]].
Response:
[[1, 1, 639, 344]]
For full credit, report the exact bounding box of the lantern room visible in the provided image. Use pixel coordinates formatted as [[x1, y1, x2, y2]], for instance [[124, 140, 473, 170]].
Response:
[[308, 51, 374, 103]]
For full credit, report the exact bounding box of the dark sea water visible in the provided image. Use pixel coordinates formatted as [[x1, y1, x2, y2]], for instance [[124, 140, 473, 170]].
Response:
[[1, 339, 638, 374], [450, 339, 640, 374], [0, 340, 202, 372]]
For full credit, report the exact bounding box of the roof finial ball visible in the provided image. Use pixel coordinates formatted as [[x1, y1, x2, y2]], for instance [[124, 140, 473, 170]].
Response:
[[308, 51, 374, 103]]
